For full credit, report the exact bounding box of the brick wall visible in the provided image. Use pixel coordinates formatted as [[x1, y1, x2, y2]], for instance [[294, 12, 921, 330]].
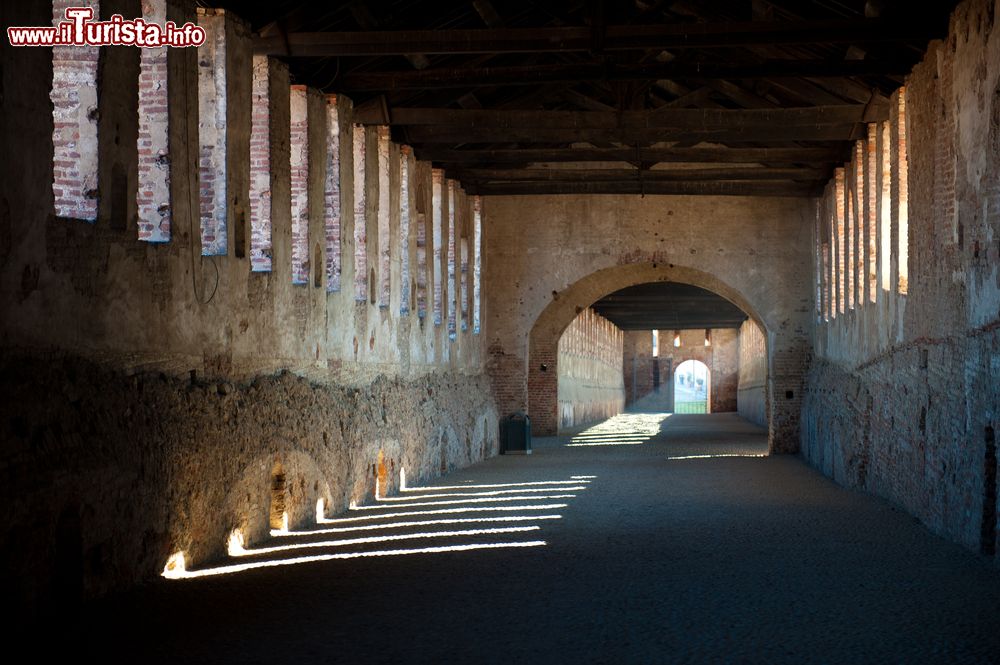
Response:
[[624, 328, 740, 413], [473, 197, 482, 334], [623, 331, 658, 404], [51, 0, 99, 222], [431, 169, 444, 324], [377, 126, 391, 306], [447, 179, 457, 337], [136, 0, 170, 241], [289, 85, 309, 284], [249, 55, 272, 271], [324, 97, 341, 291], [352, 123, 367, 300], [197, 9, 227, 255], [804, 0, 1000, 558], [399, 146, 411, 312]]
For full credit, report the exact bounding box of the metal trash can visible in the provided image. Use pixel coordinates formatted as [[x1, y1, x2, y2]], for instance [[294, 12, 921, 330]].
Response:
[[500, 413, 532, 455]]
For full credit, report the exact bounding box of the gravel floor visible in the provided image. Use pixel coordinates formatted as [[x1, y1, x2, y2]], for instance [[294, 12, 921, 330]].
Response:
[[71, 412, 1000, 664]]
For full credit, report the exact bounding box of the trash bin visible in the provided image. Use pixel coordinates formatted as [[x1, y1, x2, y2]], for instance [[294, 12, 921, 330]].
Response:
[[500, 413, 532, 455]]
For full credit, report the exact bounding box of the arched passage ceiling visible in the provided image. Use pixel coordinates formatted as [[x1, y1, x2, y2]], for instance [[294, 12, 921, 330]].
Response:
[[231, 0, 956, 197], [591, 282, 748, 330]]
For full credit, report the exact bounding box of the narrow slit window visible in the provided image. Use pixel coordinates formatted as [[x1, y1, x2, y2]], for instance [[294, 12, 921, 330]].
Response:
[[399, 147, 411, 314], [377, 126, 391, 307], [136, 0, 170, 242], [865, 126, 877, 303], [880, 120, 892, 292], [447, 180, 457, 338], [897, 88, 909, 295], [51, 0, 99, 222], [431, 169, 444, 326], [460, 236, 469, 330], [289, 86, 309, 285], [324, 96, 341, 291], [197, 10, 227, 256], [353, 124, 367, 301], [416, 181, 428, 318], [815, 203, 823, 320], [854, 141, 865, 307], [845, 161, 855, 310], [827, 189, 836, 320], [473, 196, 482, 334], [835, 168, 846, 315], [249, 55, 272, 271]]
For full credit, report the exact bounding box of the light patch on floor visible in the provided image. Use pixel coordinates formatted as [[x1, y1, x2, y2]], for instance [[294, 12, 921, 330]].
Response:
[[350, 494, 578, 510], [568, 413, 671, 447], [164, 541, 548, 579], [273, 515, 564, 538], [231, 527, 542, 557]]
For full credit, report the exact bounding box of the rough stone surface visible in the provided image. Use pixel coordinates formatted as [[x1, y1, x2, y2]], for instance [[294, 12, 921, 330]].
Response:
[[0, 352, 497, 616]]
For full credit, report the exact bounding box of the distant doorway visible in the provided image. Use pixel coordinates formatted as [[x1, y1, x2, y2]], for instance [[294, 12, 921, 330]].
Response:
[[674, 359, 709, 413]]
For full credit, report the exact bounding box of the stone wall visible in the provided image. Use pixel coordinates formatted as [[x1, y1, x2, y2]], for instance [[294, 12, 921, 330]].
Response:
[[802, 0, 1000, 557], [623, 331, 660, 405], [0, 0, 495, 614], [556, 308, 624, 429], [0, 353, 496, 617]]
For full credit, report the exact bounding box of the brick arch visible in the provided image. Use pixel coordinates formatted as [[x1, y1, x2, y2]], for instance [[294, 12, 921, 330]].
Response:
[[527, 263, 774, 446]]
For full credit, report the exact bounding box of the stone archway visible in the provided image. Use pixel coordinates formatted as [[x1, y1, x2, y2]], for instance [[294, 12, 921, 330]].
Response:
[[525, 262, 795, 452]]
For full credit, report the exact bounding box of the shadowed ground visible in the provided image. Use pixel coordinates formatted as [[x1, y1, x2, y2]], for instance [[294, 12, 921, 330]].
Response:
[[69, 413, 1000, 663]]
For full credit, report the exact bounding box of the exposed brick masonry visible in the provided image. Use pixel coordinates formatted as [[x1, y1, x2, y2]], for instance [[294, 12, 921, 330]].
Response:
[[352, 123, 366, 300], [51, 0, 99, 222], [249, 55, 271, 271], [136, 0, 170, 242], [197, 9, 227, 255], [289, 85, 308, 284], [805, 0, 999, 558]]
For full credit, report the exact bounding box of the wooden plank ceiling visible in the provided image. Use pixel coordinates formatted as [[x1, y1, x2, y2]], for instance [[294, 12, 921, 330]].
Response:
[[227, 0, 957, 197], [590, 282, 748, 330]]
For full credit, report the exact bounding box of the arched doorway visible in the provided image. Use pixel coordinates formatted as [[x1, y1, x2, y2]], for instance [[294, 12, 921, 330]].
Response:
[[524, 263, 788, 450], [673, 359, 710, 414]]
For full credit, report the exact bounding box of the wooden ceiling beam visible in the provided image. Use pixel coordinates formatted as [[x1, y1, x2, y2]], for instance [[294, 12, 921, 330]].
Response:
[[254, 19, 940, 56], [335, 59, 916, 91], [452, 166, 829, 181], [402, 123, 864, 144], [391, 105, 871, 128], [465, 180, 822, 196], [413, 146, 846, 165]]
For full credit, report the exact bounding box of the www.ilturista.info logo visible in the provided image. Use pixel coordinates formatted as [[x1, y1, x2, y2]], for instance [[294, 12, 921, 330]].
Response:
[[7, 7, 205, 48]]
